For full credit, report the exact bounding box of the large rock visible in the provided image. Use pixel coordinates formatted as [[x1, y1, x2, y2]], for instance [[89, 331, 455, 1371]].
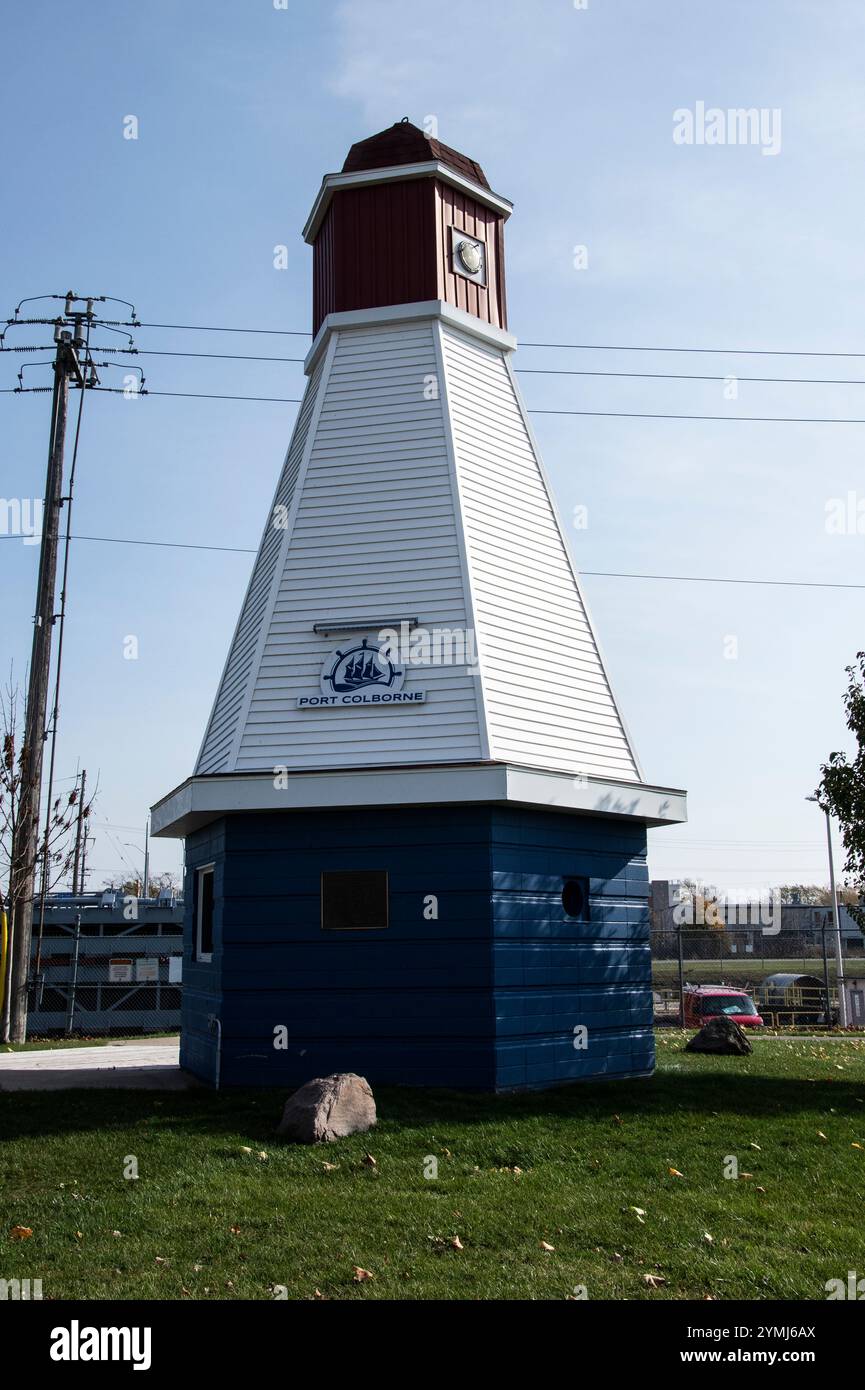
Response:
[[685, 1015, 753, 1055], [276, 1073, 376, 1143]]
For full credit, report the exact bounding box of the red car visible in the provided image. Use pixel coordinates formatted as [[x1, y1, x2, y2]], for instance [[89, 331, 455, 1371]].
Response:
[[684, 986, 765, 1028]]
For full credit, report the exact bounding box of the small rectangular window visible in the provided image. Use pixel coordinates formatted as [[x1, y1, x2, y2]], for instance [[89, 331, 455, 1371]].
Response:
[[321, 870, 388, 931], [196, 865, 215, 961]]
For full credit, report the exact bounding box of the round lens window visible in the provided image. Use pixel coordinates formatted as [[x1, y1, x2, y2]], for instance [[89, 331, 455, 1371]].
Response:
[[562, 878, 587, 919]]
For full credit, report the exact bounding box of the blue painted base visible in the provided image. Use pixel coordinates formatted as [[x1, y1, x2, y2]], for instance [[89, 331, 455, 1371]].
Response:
[[180, 805, 653, 1092]]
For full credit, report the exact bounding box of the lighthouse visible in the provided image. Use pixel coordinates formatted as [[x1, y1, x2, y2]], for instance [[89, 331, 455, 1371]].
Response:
[[152, 121, 687, 1091]]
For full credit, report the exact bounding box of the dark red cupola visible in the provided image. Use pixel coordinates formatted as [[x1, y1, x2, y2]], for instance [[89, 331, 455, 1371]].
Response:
[[303, 119, 512, 336]]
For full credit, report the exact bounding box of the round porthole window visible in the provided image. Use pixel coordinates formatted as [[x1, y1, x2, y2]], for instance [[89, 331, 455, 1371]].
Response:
[[562, 877, 589, 921]]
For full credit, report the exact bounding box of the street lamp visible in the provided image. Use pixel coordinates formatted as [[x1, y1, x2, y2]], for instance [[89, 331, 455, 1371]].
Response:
[[806, 796, 848, 1028]]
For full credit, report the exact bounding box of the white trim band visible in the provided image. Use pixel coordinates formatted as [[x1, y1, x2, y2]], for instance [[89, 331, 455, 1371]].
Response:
[[303, 160, 513, 244], [151, 762, 687, 838], [304, 300, 517, 375]]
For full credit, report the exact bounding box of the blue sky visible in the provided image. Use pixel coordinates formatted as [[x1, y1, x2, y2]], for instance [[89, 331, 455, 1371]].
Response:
[[1, 0, 862, 892]]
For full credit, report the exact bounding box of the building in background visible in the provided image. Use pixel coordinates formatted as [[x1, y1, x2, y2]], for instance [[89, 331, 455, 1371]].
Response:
[[153, 121, 686, 1091], [27, 891, 183, 1036], [651, 879, 863, 948]]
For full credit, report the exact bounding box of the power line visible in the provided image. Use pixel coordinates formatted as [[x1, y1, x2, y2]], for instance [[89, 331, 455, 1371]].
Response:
[[137, 349, 306, 364], [72, 344, 865, 388], [42, 385, 865, 423], [132, 318, 865, 359], [2, 529, 862, 590], [138, 321, 310, 337], [529, 407, 865, 424], [519, 341, 865, 358], [515, 367, 865, 387], [579, 569, 865, 590]]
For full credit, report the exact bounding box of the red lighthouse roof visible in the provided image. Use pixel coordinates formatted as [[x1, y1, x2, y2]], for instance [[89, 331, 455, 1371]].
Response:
[[342, 119, 490, 190]]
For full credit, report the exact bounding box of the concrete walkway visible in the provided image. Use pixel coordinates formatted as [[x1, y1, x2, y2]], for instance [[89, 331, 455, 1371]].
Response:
[[0, 1036, 197, 1091]]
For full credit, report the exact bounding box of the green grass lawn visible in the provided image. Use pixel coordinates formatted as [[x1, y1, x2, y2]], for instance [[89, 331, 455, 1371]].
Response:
[[653, 957, 865, 986], [2, 1034, 864, 1301], [0, 1033, 178, 1054]]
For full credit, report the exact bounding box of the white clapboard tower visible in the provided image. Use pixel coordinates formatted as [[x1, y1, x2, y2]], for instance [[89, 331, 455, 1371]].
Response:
[[153, 122, 686, 1093]]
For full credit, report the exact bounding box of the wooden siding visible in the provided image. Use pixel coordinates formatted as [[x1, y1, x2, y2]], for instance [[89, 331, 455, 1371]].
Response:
[[196, 312, 642, 782], [312, 177, 506, 334], [180, 806, 652, 1092], [434, 179, 507, 329], [224, 318, 484, 771], [195, 358, 325, 775], [313, 181, 439, 334], [489, 807, 652, 1089], [440, 322, 640, 782]]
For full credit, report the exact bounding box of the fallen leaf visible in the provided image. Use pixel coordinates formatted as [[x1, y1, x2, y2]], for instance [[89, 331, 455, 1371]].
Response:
[[739, 1173, 753, 1180], [353, 1266, 374, 1282], [322, 1161, 339, 1172], [817, 1131, 828, 1141], [229, 1225, 241, 1236], [111, 1230, 121, 1238], [10, 1226, 33, 1241], [451, 1236, 464, 1250], [363, 1154, 377, 1168], [74, 1232, 83, 1242], [643, 1273, 667, 1288], [629, 1207, 647, 1223], [240, 1146, 252, 1154], [668, 1167, 684, 1178], [257, 1152, 268, 1161], [540, 1240, 555, 1252], [703, 1232, 714, 1244], [853, 1143, 863, 1150], [749, 1142, 761, 1151]]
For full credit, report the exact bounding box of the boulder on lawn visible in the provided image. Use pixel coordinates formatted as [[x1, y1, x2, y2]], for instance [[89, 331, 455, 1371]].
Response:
[[685, 1015, 753, 1056], [276, 1073, 376, 1143]]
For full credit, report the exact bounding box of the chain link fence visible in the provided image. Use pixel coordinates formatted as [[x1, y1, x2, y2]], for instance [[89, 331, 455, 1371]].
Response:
[[26, 891, 183, 1039], [652, 925, 865, 1028]]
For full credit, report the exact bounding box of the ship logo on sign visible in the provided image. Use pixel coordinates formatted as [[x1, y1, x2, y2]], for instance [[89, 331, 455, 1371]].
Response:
[[324, 638, 402, 694], [295, 637, 426, 708]]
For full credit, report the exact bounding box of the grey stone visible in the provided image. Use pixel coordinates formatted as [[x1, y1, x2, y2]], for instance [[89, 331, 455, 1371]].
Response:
[[685, 1015, 753, 1055], [276, 1072, 377, 1143]]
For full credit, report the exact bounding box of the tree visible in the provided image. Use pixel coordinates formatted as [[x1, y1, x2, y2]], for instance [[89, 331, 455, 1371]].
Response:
[[776, 884, 861, 907], [101, 871, 181, 898], [0, 678, 95, 1041], [817, 651, 865, 931]]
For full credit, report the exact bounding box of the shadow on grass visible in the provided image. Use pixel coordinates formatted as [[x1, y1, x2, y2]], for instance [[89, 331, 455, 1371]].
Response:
[[0, 1063, 861, 1146]]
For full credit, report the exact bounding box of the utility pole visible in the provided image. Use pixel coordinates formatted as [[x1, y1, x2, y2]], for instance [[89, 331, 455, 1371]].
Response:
[[79, 826, 89, 894], [72, 769, 87, 893], [824, 809, 849, 1028], [143, 816, 150, 899], [7, 323, 80, 1041], [806, 794, 849, 1028], [2, 292, 142, 1042]]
